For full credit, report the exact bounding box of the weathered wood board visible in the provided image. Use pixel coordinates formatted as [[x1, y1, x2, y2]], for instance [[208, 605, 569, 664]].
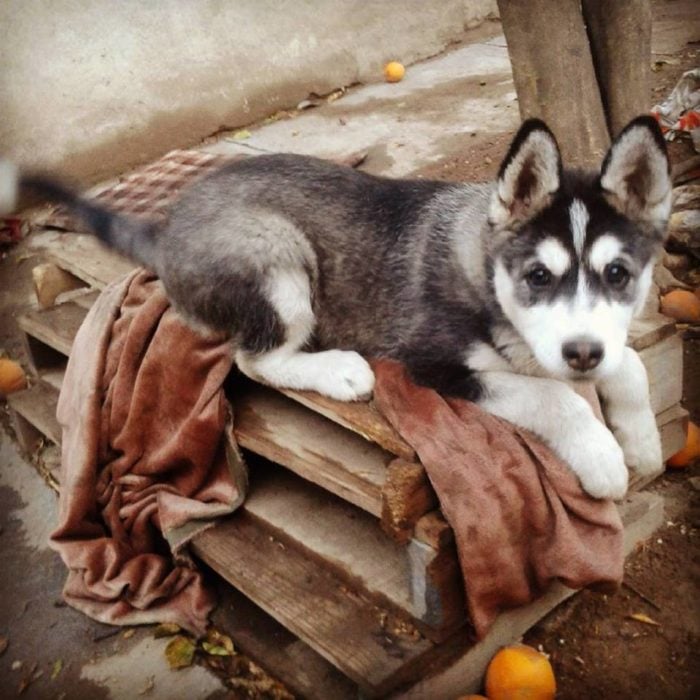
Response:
[[7, 382, 61, 451], [211, 581, 358, 700], [241, 466, 464, 638], [638, 332, 684, 415], [192, 511, 441, 697], [36, 231, 134, 289], [234, 385, 391, 516]]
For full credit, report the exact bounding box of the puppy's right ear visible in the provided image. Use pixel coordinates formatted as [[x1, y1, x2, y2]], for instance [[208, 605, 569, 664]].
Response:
[[489, 119, 562, 228]]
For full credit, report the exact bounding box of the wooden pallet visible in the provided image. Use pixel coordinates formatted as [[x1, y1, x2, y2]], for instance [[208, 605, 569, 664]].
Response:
[[6, 233, 685, 697]]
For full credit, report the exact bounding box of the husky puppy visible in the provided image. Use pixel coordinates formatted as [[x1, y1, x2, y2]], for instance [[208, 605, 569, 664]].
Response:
[[1, 116, 671, 499]]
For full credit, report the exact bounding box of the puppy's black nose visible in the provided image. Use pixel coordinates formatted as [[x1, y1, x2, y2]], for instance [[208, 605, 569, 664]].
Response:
[[562, 339, 604, 371]]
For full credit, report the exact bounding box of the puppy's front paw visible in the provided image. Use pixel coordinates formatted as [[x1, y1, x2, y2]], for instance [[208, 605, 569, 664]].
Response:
[[315, 350, 375, 401], [607, 407, 662, 477], [563, 421, 629, 500]]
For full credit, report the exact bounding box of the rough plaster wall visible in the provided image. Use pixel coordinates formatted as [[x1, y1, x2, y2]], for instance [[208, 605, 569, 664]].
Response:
[[0, 0, 497, 184]]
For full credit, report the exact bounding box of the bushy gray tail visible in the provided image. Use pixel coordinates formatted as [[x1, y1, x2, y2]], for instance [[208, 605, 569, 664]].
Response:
[[0, 162, 160, 267]]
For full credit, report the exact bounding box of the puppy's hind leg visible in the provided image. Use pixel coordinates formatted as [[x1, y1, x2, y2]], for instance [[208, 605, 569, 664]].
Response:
[[235, 268, 375, 401]]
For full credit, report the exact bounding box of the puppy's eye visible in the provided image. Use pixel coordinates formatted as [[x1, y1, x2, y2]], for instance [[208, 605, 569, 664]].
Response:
[[605, 263, 630, 288], [526, 266, 552, 289]]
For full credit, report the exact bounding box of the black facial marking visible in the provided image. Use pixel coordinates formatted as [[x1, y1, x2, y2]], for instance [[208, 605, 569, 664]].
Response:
[[492, 168, 658, 308]]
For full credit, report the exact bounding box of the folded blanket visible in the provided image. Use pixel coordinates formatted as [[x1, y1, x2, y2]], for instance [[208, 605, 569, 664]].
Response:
[[51, 270, 245, 635], [372, 359, 624, 638]]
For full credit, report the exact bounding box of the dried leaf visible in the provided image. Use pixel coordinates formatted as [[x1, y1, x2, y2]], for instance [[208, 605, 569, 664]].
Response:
[[204, 628, 235, 655], [154, 623, 181, 639], [628, 612, 661, 626], [0, 635, 8, 656], [164, 635, 196, 670], [51, 659, 63, 679], [201, 642, 232, 657], [122, 629, 135, 640]]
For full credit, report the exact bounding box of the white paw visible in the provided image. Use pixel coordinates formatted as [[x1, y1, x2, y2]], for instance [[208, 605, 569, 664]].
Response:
[[607, 406, 662, 477], [314, 350, 375, 401], [561, 420, 629, 500]]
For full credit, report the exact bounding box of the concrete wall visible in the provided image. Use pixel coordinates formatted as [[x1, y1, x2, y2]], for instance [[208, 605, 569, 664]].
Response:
[[0, 0, 497, 185]]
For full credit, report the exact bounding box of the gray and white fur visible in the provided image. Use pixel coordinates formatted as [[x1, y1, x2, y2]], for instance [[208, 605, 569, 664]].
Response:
[[1, 116, 672, 500]]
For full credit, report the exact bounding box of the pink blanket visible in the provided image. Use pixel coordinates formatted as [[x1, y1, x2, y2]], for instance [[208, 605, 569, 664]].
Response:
[[51, 270, 245, 635], [372, 360, 624, 637]]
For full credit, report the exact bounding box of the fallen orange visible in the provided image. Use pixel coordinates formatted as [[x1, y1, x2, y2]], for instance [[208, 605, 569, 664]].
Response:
[[485, 644, 556, 700], [667, 421, 700, 468], [384, 61, 405, 83], [0, 358, 27, 397], [660, 289, 700, 323]]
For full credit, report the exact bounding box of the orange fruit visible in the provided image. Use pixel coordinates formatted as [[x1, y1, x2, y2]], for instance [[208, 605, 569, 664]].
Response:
[[667, 421, 700, 468], [384, 61, 405, 83], [0, 358, 27, 397], [485, 644, 556, 700], [660, 289, 700, 323]]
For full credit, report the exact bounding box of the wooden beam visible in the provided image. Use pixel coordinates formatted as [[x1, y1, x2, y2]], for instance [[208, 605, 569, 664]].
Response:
[[581, 0, 652, 137], [496, 0, 610, 167]]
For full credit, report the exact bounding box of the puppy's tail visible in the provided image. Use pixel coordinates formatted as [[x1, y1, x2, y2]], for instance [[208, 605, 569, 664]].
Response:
[[0, 159, 160, 267]]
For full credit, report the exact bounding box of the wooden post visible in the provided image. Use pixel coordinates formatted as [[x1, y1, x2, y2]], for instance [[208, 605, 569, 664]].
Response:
[[496, 0, 610, 167], [582, 0, 653, 137]]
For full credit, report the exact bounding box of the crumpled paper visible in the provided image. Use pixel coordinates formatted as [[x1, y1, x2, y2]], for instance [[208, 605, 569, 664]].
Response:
[[652, 68, 700, 152]]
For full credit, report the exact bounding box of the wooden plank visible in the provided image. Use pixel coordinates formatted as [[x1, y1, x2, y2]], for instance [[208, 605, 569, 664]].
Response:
[[39, 231, 135, 289], [192, 511, 440, 697], [18, 300, 88, 358], [38, 367, 66, 391], [281, 388, 416, 462], [659, 403, 689, 463], [381, 459, 438, 543], [628, 314, 677, 351], [8, 404, 46, 454], [211, 581, 358, 700], [396, 491, 666, 699], [638, 332, 683, 414], [241, 466, 463, 637], [234, 385, 390, 516], [68, 288, 101, 309], [7, 383, 61, 447]]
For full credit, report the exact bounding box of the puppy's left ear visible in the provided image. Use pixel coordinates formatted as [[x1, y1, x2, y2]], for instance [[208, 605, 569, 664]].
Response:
[[599, 116, 671, 231]]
